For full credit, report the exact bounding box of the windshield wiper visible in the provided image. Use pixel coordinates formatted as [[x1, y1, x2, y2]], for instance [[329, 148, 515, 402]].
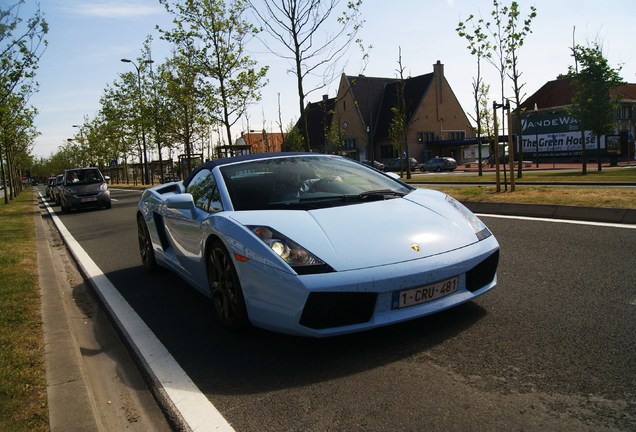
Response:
[[336, 189, 407, 202], [358, 189, 406, 199]]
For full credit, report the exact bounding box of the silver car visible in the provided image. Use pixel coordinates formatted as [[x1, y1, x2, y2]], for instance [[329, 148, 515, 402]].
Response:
[[59, 168, 111, 213]]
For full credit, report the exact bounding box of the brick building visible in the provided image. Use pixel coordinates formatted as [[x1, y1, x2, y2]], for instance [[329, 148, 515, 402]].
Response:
[[328, 61, 474, 165]]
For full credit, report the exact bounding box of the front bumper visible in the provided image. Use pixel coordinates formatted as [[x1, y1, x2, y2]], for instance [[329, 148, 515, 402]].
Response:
[[238, 235, 500, 337]]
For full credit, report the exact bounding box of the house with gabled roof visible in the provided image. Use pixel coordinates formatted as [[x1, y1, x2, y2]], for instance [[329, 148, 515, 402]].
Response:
[[327, 61, 474, 165]]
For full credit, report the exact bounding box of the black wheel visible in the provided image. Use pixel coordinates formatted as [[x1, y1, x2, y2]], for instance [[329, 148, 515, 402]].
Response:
[[207, 240, 248, 333], [435, 166, 442, 172], [137, 215, 158, 272]]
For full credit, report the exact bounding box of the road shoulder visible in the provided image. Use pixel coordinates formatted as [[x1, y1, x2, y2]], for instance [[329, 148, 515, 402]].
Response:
[[36, 198, 173, 432]]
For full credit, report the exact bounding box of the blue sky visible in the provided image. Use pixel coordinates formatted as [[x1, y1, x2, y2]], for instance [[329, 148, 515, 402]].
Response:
[[29, 0, 635, 158]]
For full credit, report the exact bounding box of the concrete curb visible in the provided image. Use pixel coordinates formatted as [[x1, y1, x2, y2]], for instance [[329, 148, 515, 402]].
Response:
[[36, 201, 104, 432]]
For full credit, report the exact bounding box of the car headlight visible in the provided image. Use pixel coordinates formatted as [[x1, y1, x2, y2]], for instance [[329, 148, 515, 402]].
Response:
[[445, 195, 492, 240], [248, 226, 333, 274], [100, 183, 108, 191]]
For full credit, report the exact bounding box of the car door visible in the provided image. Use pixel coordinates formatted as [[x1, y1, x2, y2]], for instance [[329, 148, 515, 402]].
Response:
[[163, 169, 223, 286]]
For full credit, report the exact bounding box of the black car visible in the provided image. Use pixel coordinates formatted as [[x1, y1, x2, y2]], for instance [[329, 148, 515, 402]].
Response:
[[419, 157, 458, 172], [383, 157, 418, 172], [360, 160, 386, 171]]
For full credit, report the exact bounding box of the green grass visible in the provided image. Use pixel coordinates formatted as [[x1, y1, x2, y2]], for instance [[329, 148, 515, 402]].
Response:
[[0, 193, 48, 432], [425, 185, 636, 209], [409, 165, 636, 183], [402, 166, 636, 209]]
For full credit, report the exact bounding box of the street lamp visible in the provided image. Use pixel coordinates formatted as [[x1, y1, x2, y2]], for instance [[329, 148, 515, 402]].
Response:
[[534, 103, 539, 168], [72, 124, 87, 166], [121, 58, 154, 185]]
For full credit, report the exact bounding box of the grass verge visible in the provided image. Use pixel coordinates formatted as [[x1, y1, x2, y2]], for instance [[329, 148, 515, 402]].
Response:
[[0, 193, 48, 432], [426, 185, 636, 209]]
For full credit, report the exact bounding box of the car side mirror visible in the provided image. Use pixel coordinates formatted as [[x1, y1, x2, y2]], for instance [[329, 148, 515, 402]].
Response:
[[165, 194, 196, 218]]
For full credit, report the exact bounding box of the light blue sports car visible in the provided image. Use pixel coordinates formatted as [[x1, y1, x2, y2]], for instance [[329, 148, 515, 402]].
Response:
[[136, 153, 499, 337]]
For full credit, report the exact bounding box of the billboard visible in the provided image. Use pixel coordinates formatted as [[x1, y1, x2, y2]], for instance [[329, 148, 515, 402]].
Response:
[[521, 110, 605, 157]]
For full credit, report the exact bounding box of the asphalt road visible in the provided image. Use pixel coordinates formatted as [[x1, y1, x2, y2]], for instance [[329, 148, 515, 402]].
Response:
[[50, 187, 636, 431]]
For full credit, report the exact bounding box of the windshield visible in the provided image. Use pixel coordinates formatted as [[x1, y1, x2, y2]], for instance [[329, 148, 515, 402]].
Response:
[[220, 155, 413, 211], [65, 169, 103, 185]]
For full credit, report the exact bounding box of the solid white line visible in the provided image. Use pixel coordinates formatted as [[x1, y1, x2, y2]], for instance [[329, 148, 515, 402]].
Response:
[[476, 213, 636, 229], [39, 193, 235, 432]]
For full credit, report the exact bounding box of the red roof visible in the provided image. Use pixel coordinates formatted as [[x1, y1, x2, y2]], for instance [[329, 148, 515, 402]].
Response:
[[521, 76, 636, 111]]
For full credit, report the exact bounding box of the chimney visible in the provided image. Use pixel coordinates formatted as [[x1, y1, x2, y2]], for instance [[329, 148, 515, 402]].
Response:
[[433, 60, 444, 78], [434, 60, 444, 116]]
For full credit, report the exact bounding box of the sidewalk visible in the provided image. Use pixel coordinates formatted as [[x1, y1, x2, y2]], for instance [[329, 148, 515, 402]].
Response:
[[35, 197, 173, 432]]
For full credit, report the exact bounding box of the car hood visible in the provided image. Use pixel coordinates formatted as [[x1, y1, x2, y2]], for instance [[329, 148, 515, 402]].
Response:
[[229, 189, 481, 271]]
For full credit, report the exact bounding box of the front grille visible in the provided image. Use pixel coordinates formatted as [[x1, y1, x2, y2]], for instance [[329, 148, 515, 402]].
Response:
[[300, 292, 377, 329], [465, 250, 499, 292]]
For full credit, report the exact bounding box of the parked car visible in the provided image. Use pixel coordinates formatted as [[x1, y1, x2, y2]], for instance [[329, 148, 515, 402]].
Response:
[[59, 167, 111, 213], [45, 176, 56, 198], [419, 157, 458, 172], [383, 157, 418, 172], [52, 174, 64, 205], [136, 153, 499, 337], [360, 160, 386, 171], [161, 175, 181, 183]]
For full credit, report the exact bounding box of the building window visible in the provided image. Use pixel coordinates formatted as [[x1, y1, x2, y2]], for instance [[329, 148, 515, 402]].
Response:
[[617, 106, 633, 120], [448, 131, 465, 141], [344, 138, 357, 150], [417, 132, 435, 143]]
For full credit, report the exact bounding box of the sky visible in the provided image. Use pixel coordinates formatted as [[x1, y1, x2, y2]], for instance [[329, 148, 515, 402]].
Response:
[[27, 0, 636, 159]]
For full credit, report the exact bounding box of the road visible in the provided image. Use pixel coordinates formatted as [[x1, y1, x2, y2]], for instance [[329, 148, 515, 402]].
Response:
[[46, 187, 636, 431]]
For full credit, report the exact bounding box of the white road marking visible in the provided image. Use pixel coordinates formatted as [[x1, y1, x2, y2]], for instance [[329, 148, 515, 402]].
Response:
[[477, 213, 636, 229]]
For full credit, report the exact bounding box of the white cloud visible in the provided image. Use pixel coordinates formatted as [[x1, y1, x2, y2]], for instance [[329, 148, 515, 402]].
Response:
[[66, 2, 163, 18]]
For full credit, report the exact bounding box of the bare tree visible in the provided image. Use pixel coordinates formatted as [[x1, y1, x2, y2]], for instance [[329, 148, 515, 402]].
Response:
[[457, 14, 491, 176], [249, 0, 365, 151], [502, 1, 537, 178]]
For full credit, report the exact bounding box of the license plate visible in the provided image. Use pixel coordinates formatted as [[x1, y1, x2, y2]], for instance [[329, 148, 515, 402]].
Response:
[[392, 276, 459, 309], [81, 197, 97, 202]]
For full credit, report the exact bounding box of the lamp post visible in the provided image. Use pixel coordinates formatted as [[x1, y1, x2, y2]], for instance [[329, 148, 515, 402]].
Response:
[[72, 124, 87, 166], [121, 58, 154, 185], [534, 103, 539, 168]]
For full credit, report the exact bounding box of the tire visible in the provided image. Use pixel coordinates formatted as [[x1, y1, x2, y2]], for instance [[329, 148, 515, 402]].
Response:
[[207, 240, 249, 333], [137, 215, 158, 273]]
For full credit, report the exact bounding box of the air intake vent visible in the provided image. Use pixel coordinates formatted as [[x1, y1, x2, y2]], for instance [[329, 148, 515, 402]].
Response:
[[300, 292, 377, 329], [466, 250, 499, 292]]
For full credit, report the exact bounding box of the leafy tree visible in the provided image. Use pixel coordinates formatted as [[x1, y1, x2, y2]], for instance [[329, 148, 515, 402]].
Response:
[[160, 0, 268, 148], [283, 122, 304, 152], [0, 1, 47, 202], [568, 42, 623, 173], [249, 0, 365, 151], [0, 1, 48, 106], [159, 44, 210, 176], [0, 92, 37, 201], [98, 85, 138, 183]]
